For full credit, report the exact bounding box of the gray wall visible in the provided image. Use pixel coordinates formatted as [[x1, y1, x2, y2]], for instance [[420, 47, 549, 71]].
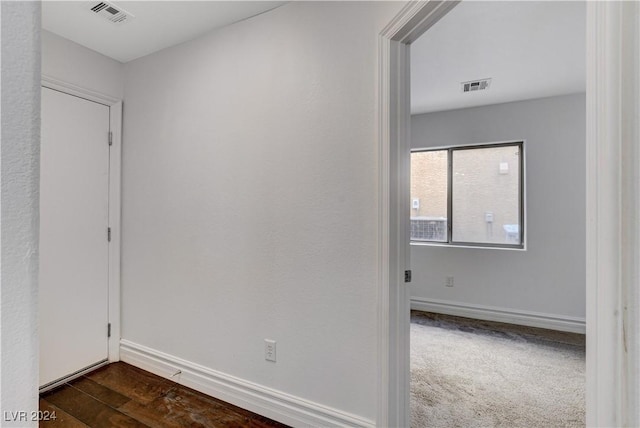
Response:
[[121, 1, 401, 422], [42, 30, 124, 100], [410, 94, 586, 323]]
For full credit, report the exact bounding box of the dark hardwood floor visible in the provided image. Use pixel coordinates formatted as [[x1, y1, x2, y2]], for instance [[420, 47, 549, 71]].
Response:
[[40, 362, 288, 428]]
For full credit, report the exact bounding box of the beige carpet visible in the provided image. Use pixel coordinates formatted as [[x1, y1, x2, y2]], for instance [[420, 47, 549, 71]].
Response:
[[411, 311, 585, 428]]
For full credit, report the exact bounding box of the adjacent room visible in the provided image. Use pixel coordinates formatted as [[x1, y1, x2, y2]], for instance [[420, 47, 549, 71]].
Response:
[[408, 2, 586, 426]]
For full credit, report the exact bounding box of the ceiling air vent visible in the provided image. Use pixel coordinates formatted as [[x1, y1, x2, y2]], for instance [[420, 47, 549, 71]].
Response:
[[89, 1, 134, 25], [462, 78, 492, 93]]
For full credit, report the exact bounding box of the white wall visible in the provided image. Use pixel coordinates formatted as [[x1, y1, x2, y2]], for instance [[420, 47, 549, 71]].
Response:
[[42, 30, 124, 99], [410, 94, 586, 328], [121, 1, 401, 424], [1, 2, 41, 426]]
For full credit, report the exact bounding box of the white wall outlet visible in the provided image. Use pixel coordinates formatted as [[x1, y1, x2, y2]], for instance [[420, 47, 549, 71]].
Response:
[[445, 276, 454, 287], [265, 339, 276, 362]]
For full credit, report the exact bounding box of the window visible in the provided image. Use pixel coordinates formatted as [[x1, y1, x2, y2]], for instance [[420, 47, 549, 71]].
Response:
[[410, 141, 524, 248]]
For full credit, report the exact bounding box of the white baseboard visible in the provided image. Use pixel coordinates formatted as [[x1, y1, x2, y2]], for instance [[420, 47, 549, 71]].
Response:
[[119, 340, 374, 428], [411, 297, 586, 334]]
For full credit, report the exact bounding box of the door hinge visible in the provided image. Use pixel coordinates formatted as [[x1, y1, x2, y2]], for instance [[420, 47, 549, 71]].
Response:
[[107, 227, 111, 242], [107, 323, 111, 338], [108, 131, 113, 146], [405, 270, 412, 283]]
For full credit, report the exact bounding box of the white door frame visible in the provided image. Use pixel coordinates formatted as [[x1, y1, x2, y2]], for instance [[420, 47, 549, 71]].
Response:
[[377, 1, 640, 427], [377, 2, 460, 426], [41, 75, 122, 364], [586, 2, 639, 426]]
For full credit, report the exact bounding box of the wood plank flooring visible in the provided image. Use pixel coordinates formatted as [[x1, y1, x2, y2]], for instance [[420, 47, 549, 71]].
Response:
[[40, 362, 289, 428]]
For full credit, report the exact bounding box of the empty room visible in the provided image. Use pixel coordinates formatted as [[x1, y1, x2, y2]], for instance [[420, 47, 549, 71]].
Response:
[[408, 2, 586, 426], [1, 1, 639, 428]]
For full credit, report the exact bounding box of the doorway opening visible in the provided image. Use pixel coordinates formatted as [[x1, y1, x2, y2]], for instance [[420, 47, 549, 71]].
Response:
[[378, 1, 638, 427], [408, 2, 586, 425]]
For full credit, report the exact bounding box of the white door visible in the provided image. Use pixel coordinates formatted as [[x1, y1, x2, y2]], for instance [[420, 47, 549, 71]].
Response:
[[39, 87, 111, 387]]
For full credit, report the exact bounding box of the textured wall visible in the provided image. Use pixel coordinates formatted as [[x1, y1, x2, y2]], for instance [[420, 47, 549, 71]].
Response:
[[121, 1, 401, 422], [1, 2, 41, 426], [411, 94, 586, 320]]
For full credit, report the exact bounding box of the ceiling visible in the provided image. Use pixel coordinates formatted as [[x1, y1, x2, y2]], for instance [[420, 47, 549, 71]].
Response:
[[411, 1, 586, 115], [42, 1, 286, 63], [43, 1, 585, 108]]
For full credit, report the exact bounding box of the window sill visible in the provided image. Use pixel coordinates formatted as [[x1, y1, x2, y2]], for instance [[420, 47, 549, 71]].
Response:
[[410, 241, 526, 251]]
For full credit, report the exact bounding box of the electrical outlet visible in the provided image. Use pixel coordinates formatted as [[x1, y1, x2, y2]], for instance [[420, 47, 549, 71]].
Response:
[[445, 276, 454, 287], [265, 339, 276, 362]]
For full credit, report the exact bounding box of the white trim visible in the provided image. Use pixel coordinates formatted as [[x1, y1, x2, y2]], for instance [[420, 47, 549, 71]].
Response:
[[119, 340, 375, 428], [586, 2, 640, 426], [411, 297, 585, 334], [378, 2, 459, 426], [107, 101, 122, 363], [41, 75, 122, 364], [411, 241, 525, 251], [586, 3, 618, 425], [41, 75, 119, 106], [620, 3, 640, 424]]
